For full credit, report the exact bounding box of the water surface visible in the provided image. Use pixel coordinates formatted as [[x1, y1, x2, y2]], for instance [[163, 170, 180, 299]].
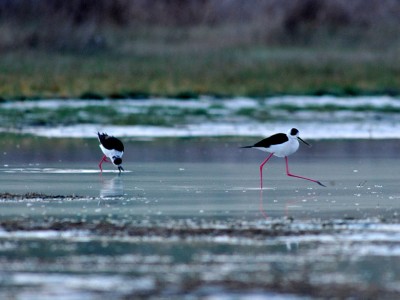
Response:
[[0, 137, 400, 299]]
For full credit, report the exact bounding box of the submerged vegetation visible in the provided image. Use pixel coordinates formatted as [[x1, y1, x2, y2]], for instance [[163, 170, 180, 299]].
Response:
[[0, 0, 399, 99]]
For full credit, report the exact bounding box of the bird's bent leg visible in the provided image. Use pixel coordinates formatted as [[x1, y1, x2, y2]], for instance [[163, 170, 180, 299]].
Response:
[[98, 155, 109, 172], [285, 156, 326, 187], [259, 153, 274, 189]]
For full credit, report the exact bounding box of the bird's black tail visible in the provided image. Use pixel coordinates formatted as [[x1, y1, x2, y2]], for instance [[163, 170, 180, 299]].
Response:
[[97, 132, 108, 142], [240, 146, 253, 149]]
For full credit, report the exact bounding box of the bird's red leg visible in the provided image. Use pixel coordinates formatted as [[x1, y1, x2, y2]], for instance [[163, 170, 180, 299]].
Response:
[[259, 153, 274, 189], [285, 156, 326, 187], [98, 155, 108, 173]]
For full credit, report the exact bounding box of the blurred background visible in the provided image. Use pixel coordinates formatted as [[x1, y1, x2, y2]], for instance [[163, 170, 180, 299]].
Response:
[[1, 0, 400, 52], [1, 4, 400, 299], [0, 0, 399, 98]]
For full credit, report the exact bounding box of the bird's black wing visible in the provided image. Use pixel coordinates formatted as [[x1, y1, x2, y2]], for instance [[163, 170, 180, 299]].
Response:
[[251, 133, 288, 148], [98, 132, 124, 152]]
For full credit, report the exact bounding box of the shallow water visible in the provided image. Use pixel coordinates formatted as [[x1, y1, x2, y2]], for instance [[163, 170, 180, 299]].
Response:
[[1, 137, 400, 299], [3, 96, 400, 139]]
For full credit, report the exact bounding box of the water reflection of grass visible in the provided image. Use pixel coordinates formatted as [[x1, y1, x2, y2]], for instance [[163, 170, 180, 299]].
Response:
[[3, 96, 400, 128], [236, 108, 275, 122], [0, 105, 217, 127]]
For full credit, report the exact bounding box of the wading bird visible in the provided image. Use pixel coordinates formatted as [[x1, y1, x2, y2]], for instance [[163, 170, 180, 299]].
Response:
[[98, 132, 124, 173], [241, 128, 325, 188]]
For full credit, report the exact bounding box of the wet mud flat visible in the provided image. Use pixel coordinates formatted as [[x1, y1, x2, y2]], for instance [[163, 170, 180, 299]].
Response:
[[1, 214, 400, 299]]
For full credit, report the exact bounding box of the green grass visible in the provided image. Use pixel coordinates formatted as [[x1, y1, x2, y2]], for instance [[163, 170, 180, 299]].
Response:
[[0, 45, 400, 99]]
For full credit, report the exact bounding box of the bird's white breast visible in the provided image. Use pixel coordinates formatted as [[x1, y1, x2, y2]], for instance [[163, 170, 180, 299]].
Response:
[[255, 138, 299, 157], [100, 144, 124, 160]]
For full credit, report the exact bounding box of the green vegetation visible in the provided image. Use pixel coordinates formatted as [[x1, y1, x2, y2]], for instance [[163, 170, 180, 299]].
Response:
[[1, 47, 399, 99]]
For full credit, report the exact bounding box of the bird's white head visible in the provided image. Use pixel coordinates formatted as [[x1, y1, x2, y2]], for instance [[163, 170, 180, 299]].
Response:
[[288, 128, 311, 147]]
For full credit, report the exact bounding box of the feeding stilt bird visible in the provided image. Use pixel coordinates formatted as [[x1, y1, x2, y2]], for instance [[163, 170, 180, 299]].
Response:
[[241, 128, 325, 188], [97, 132, 124, 173]]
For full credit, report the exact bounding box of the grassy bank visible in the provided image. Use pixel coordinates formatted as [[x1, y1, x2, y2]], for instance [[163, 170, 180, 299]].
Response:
[[1, 0, 400, 99], [1, 45, 400, 100]]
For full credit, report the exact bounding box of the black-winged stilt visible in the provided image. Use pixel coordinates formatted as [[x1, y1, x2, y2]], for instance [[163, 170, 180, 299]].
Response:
[[241, 128, 325, 188], [97, 132, 124, 173]]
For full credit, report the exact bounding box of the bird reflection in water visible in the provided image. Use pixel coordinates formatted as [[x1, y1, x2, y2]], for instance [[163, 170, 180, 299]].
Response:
[[100, 175, 124, 198]]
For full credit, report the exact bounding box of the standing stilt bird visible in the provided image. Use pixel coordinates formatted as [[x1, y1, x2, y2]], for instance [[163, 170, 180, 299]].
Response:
[[241, 128, 325, 188], [97, 132, 124, 173]]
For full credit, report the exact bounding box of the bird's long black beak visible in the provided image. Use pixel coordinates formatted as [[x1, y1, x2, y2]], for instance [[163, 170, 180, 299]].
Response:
[[118, 165, 124, 173], [298, 137, 311, 147]]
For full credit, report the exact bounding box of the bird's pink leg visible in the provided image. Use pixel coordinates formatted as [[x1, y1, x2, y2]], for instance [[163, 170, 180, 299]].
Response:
[[259, 153, 274, 189], [285, 156, 326, 187], [98, 155, 109, 173]]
